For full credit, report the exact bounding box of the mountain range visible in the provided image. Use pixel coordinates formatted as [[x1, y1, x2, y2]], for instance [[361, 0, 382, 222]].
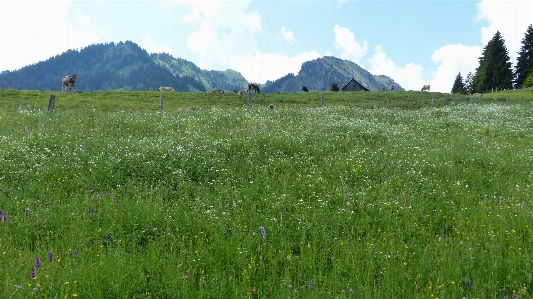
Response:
[[0, 41, 403, 92]]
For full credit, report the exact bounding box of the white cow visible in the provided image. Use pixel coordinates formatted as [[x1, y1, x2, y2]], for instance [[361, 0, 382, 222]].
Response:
[[159, 86, 174, 91]]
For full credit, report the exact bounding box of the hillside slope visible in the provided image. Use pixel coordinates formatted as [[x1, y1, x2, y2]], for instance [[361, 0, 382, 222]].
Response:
[[263, 56, 404, 92]]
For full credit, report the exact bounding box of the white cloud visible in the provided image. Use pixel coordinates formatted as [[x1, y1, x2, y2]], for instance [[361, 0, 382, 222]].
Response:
[[140, 34, 175, 56], [233, 50, 321, 84], [76, 13, 92, 27], [430, 44, 482, 93], [333, 25, 368, 66], [476, 0, 532, 61], [279, 27, 295, 43], [0, 1, 103, 72], [176, 0, 321, 83], [177, 0, 261, 72], [368, 46, 424, 91]]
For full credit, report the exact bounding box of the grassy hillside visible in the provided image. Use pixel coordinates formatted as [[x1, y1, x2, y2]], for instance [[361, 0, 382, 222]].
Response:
[[1, 89, 531, 112], [1, 89, 532, 298]]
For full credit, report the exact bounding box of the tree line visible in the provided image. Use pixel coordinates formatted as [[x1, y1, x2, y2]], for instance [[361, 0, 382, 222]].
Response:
[[451, 24, 533, 94]]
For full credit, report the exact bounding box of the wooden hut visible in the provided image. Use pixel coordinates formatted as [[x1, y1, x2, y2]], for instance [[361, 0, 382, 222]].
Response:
[[341, 78, 369, 92]]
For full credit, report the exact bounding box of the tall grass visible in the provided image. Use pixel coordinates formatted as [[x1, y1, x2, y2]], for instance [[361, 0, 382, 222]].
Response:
[[1, 90, 532, 298]]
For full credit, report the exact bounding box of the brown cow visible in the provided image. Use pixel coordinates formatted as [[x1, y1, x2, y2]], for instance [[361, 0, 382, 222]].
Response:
[[62, 74, 78, 92], [209, 89, 225, 94], [381, 86, 385, 91], [472, 93, 483, 98]]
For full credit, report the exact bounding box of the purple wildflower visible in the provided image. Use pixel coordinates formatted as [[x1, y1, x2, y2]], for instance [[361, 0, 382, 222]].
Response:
[[32, 287, 38, 293], [35, 256, 41, 269], [17, 285, 22, 290], [481, 195, 485, 202], [48, 251, 53, 262], [308, 279, 313, 291], [182, 274, 188, 281], [260, 226, 266, 239], [2, 213, 6, 222], [466, 280, 472, 288], [107, 232, 113, 241], [25, 208, 29, 217], [73, 250, 77, 258], [504, 296, 509, 299], [31, 267, 35, 279], [103, 191, 107, 196]]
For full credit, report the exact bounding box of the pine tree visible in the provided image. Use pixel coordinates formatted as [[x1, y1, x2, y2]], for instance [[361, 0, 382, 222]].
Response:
[[472, 31, 513, 93], [330, 82, 339, 92], [463, 72, 474, 94], [451, 72, 466, 94], [515, 24, 533, 88]]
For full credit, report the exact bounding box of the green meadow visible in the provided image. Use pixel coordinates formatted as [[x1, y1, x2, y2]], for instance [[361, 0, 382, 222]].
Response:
[[1, 89, 532, 298]]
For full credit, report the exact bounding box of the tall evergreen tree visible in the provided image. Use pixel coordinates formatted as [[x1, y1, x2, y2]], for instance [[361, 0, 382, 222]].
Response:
[[515, 24, 533, 88], [463, 71, 474, 94], [451, 72, 466, 94], [471, 31, 513, 93]]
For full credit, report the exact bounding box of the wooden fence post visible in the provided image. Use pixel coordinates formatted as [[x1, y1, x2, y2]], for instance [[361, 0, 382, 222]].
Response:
[[159, 94, 164, 114], [383, 100, 387, 109], [507, 96, 510, 106], [321, 95, 324, 107], [48, 95, 55, 112], [431, 98, 434, 109], [470, 98, 473, 105], [247, 91, 251, 109]]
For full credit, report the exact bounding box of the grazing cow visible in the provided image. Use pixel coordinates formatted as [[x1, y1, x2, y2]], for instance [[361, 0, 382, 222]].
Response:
[[473, 93, 483, 98], [159, 86, 174, 91], [62, 74, 78, 92], [233, 88, 246, 95], [302, 86, 309, 92], [381, 86, 386, 91], [248, 83, 260, 93], [421, 84, 430, 92], [390, 84, 394, 91], [209, 89, 225, 94]]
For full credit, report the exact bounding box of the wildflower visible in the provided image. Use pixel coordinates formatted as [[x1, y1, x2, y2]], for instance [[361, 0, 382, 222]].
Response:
[[88, 183, 92, 190], [32, 287, 38, 293], [73, 250, 77, 258], [17, 285, 22, 290], [107, 232, 113, 241], [25, 208, 29, 217], [260, 226, 266, 239], [287, 255, 291, 261], [103, 191, 107, 196], [182, 274, 188, 281], [31, 267, 35, 279], [35, 256, 41, 269], [466, 280, 471, 288], [2, 212, 7, 222], [48, 251, 53, 262], [308, 279, 313, 291]]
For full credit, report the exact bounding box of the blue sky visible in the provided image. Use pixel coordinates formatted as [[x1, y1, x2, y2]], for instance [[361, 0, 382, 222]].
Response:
[[1, 0, 531, 92]]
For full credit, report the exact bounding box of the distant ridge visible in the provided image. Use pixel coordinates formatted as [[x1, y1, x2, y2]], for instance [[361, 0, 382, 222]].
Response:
[[1, 43, 402, 93], [0, 41, 247, 92], [263, 56, 403, 93]]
